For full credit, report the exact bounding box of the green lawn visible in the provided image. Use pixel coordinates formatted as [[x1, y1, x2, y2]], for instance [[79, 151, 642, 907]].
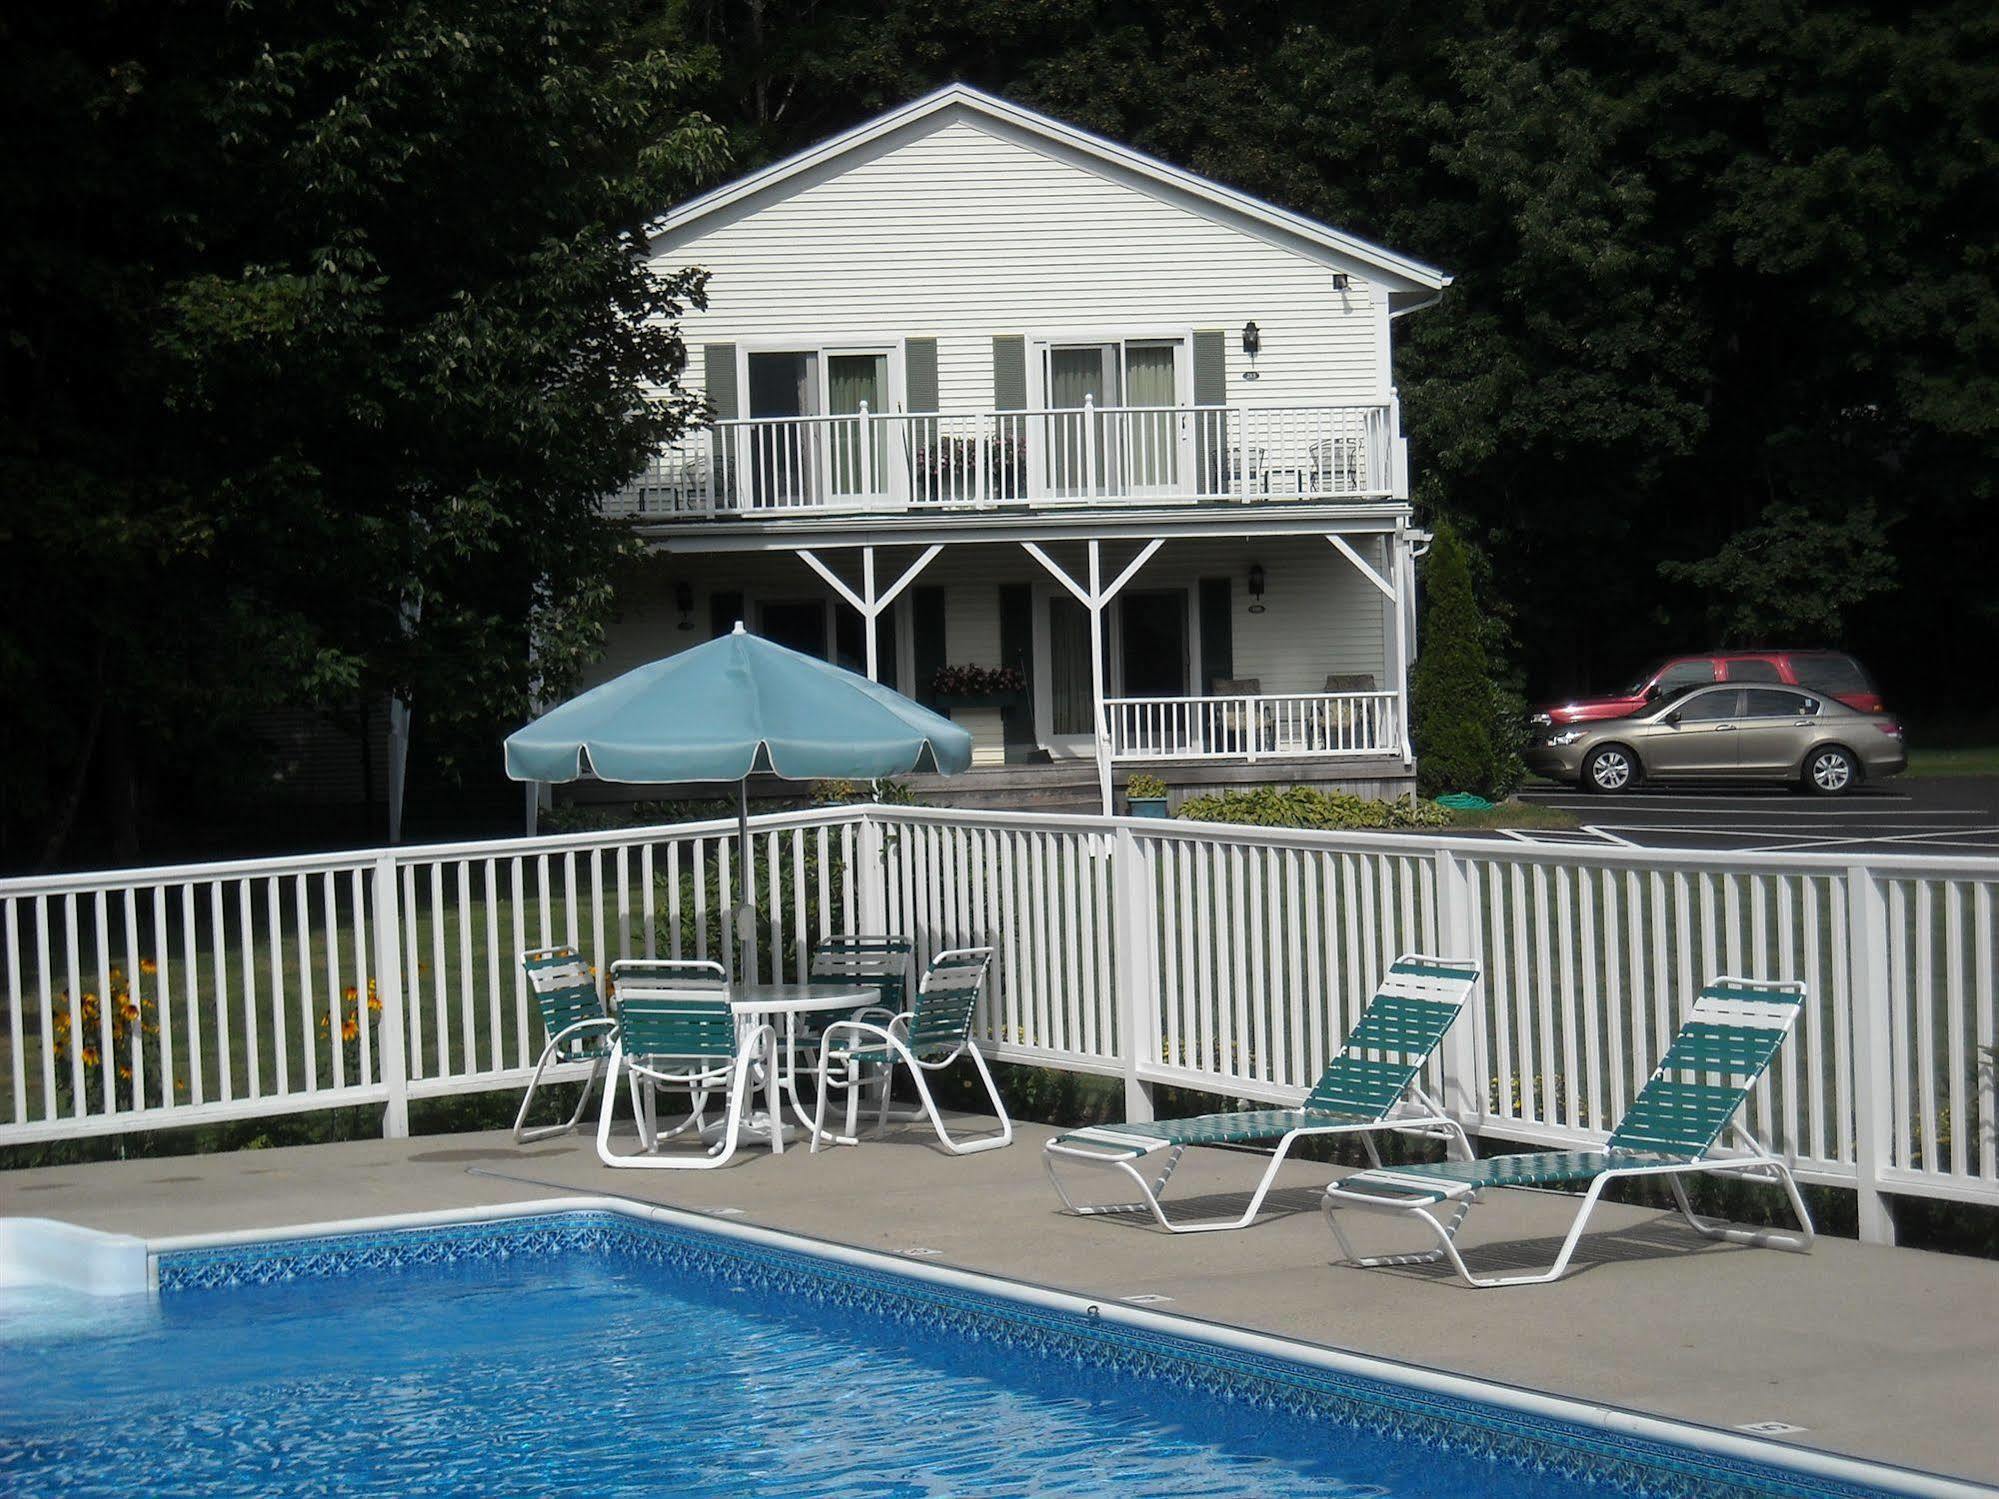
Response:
[[1905, 746, 1999, 778], [1445, 799, 1582, 832]]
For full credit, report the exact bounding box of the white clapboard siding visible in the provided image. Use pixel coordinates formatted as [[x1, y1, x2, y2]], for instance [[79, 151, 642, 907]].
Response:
[[653, 114, 1385, 412]]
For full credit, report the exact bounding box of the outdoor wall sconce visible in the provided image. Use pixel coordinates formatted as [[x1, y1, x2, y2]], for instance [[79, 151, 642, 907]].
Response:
[[1241, 321, 1261, 381], [1331, 272, 1351, 291], [1248, 563, 1267, 614], [675, 580, 695, 631]]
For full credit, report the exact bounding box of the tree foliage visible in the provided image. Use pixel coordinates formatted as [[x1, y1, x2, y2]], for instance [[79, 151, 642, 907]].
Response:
[[1412, 524, 1518, 799], [0, 0, 724, 864]]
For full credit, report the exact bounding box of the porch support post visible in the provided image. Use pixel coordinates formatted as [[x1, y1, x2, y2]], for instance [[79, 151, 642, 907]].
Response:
[[1088, 541, 1109, 816], [800, 543, 942, 683], [1020, 538, 1165, 817], [1391, 526, 1412, 764], [862, 548, 878, 680]]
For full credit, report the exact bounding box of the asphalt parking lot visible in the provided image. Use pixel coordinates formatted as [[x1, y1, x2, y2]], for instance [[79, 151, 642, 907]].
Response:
[[1509, 775, 1999, 855]]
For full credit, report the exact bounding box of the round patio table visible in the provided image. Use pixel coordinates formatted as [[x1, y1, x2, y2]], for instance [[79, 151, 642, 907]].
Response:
[[724, 981, 878, 1145]]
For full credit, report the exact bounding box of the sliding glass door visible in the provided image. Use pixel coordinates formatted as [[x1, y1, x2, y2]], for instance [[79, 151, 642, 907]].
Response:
[[826, 353, 888, 501], [1037, 338, 1188, 500]]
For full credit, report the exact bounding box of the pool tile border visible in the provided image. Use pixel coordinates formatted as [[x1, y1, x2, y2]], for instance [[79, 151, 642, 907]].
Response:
[[154, 1209, 1903, 1499]]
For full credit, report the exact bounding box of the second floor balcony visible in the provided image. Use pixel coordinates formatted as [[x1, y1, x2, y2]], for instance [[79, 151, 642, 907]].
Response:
[[608, 400, 1406, 522]]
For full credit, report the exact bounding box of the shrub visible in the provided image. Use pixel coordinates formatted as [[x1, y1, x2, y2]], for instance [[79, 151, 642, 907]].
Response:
[[1174, 785, 1450, 830], [1125, 773, 1168, 800], [1412, 523, 1522, 799]]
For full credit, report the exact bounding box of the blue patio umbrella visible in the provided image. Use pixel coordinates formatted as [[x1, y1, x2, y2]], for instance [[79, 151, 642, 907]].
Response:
[[505, 626, 971, 936]]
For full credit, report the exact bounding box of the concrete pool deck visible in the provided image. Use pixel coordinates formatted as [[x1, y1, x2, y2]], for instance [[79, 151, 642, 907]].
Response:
[[4, 1116, 1994, 1488]]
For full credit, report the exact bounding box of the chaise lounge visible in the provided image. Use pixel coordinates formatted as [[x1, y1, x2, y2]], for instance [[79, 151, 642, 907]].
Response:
[[1321, 976, 1815, 1286], [1043, 955, 1481, 1232]]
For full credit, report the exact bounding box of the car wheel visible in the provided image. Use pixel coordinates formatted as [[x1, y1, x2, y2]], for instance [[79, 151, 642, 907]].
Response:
[[1805, 745, 1858, 797], [1583, 745, 1636, 794]]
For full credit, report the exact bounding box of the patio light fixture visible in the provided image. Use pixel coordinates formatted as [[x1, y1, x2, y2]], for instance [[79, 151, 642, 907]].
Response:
[[675, 580, 695, 630], [1248, 563, 1267, 614], [1241, 321, 1261, 382]]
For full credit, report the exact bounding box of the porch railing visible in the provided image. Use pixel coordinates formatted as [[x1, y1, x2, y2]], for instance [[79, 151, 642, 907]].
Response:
[[3, 804, 1993, 1248], [607, 401, 1399, 518], [1104, 691, 1399, 761]]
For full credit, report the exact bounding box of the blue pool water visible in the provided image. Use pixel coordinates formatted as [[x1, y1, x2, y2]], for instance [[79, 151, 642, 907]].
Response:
[[0, 1212, 1877, 1498]]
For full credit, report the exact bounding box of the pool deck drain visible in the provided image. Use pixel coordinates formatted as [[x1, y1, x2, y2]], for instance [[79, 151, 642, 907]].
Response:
[[3, 1118, 1994, 1488]]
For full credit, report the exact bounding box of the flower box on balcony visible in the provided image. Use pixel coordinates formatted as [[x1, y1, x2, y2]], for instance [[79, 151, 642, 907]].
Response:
[[932, 691, 1025, 712]]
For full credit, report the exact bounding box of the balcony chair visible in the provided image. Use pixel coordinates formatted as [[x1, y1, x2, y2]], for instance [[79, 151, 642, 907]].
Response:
[[1322, 976, 1814, 1286], [1321, 673, 1379, 750], [1210, 676, 1263, 754], [1043, 955, 1480, 1232], [811, 947, 1010, 1156], [514, 947, 618, 1144], [594, 962, 781, 1171]]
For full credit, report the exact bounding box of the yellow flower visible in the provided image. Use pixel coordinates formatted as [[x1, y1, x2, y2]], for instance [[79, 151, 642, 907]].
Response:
[[342, 985, 358, 1004], [81, 1046, 100, 1067], [138, 958, 159, 977], [366, 996, 382, 1014], [121, 1001, 140, 1023], [341, 1017, 360, 1042]]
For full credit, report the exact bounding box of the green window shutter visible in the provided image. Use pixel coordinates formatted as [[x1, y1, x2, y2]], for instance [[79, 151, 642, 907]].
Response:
[[998, 583, 1034, 752], [1192, 330, 1227, 406], [702, 343, 739, 420], [992, 336, 1027, 411], [1198, 577, 1233, 693], [913, 587, 947, 705], [905, 338, 939, 413], [702, 343, 739, 503], [709, 589, 744, 639], [1192, 329, 1227, 492]]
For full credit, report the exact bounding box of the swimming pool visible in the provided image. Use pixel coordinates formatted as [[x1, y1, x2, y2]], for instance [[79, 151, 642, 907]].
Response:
[[0, 1204, 1942, 1497]]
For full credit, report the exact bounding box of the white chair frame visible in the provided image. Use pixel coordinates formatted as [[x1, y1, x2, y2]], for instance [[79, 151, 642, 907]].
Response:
[[595, 962, 781, 1171], [810, 947, 1011, 1157]]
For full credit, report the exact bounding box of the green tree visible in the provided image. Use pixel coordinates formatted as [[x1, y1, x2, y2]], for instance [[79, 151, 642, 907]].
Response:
[[0, 0, 725, 866], [1412, 525, 1517, 799]]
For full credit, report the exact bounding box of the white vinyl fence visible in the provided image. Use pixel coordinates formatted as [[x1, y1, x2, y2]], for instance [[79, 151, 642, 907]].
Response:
[[2, 804, 1992, 1245]]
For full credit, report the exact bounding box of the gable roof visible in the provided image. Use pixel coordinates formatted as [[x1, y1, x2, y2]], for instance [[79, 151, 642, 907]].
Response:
[[647, 84, 1451, 301]]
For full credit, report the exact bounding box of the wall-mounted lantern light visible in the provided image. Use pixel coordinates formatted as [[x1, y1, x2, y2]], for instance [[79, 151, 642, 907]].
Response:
[[1248, 563, 1267, 614], [1241, 321, 1261, 382], [675, 580, 695, 631]]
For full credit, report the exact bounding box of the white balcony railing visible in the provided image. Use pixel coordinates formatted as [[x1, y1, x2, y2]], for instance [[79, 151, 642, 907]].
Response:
[[608, 401, 1399, 519], [1105, 691, 1399, 762]]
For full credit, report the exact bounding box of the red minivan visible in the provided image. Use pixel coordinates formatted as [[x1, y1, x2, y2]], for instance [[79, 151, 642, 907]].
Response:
[[1532, 651, 1883, 728]]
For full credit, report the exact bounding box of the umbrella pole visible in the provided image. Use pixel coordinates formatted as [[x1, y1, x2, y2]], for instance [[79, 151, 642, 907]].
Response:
[[735, 778, 753, 981]]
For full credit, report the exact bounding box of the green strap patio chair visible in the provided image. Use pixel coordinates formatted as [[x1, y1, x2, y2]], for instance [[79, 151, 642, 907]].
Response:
[[802, 934, 913, 1039], [1043, 955, 1480, 1233], [514, 947, 618, 1144], [810, 947, 1009, 1156], [1322, 976, 1815, 1287], [595, 962, 780, 1171]]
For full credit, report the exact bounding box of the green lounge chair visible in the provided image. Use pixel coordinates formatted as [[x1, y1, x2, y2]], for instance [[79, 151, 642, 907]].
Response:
[[1322, 976, 1815, 1286], [1043, 955, 1481, 1233], [811, 947, 1010, 1156], [595, 962, 780, 1170], [514, 946, 617, 1143]]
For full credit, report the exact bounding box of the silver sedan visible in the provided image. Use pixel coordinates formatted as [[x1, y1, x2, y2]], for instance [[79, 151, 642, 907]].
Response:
[[1524, 684, 1906, 796]]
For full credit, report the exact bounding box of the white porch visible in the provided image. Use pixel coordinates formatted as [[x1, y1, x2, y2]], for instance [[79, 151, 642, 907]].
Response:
[[595, 518, 1419, 799]]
